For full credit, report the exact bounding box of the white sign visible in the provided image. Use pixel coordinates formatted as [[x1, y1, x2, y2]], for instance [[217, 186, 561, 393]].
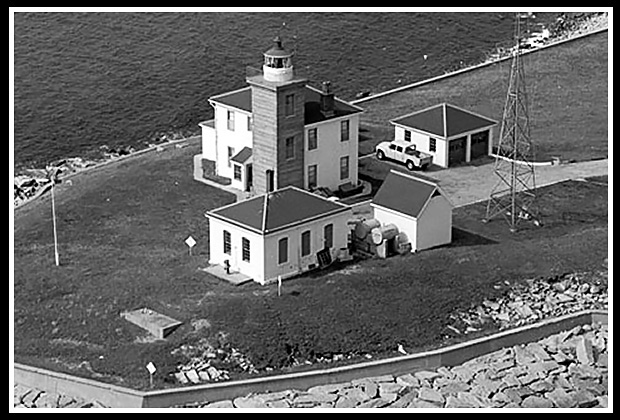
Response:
[[185, 236, 197, 256], [146, 362, 157, 375], [185, 236, 196, 248]]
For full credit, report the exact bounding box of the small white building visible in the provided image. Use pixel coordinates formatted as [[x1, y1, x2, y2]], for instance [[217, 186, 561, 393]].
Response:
[[206, 186, 352, 285], [371, 170, 452, 252], [390, 103, 498, 168]]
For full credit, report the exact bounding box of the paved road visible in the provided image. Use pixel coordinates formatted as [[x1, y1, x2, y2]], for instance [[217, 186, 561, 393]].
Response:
[[362, 156, 608, 208]]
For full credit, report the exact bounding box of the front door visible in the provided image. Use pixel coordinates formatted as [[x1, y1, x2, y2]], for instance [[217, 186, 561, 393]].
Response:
[[448, 136, 467, 166], [245, 164, 253, 192]]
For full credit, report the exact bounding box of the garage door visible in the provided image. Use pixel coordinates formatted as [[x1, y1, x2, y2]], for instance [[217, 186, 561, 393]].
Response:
[[470, 130, 489, 160], [448, 136, 467, 166]]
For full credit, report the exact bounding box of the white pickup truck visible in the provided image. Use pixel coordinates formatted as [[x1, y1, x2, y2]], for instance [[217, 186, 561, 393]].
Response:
[[375, 140, 433, 170]]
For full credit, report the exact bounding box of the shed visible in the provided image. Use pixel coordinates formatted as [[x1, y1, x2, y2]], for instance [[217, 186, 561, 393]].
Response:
[[371, 170, 452, 252], [206, 186, 352, 285], [390, 103, 497, 168]]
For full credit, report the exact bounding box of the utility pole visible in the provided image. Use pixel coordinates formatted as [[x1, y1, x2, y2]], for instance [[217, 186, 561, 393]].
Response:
[[48, 168, 60, 266], [484, 12, 540, 232]]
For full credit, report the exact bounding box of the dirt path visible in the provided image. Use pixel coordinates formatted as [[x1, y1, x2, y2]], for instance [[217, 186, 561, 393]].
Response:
[[425, 158, 608, 208]]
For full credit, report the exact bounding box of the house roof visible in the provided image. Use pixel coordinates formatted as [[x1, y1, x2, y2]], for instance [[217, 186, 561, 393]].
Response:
[[230, 147, 253, 164], [207, 186, 350, 235], [209, 85, 363, 125], [390, 103, 497, 139], [371, 170, 447, 219]]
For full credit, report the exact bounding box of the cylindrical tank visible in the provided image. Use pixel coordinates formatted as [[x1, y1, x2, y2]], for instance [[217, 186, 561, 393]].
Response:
[[395, 232, 412, 254], [354, 218, 381, 239], [371, 224, 399, 245]]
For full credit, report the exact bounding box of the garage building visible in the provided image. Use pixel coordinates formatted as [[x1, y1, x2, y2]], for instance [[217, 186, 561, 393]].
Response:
[[390, 103, 498, 168]]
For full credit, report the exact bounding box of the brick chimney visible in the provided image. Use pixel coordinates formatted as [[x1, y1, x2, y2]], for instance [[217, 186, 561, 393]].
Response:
[[320, 81, 335, 117]]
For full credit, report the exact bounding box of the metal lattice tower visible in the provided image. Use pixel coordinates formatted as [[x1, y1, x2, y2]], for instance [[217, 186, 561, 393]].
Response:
[[484, 13, 540, 232]]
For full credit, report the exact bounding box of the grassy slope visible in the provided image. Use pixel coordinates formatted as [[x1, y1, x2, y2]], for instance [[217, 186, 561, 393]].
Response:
[[357, 31, 608, 162], [13, 142, 607, 389]]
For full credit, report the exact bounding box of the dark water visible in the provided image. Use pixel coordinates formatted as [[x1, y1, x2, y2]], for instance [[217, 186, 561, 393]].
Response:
[[13, 12, 558, 168]]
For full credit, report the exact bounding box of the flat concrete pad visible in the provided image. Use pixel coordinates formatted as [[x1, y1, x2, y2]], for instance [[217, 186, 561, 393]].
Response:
[[121, 308, 183, 339], [199, 265, 254, 286]]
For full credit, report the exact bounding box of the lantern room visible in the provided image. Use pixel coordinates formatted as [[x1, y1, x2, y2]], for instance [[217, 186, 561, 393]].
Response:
[[262, 36, 294, 82]]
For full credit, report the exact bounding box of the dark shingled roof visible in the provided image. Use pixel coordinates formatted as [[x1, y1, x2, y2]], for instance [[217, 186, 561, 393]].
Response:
[[230, 147, 252, 164], [372, 170, 442, 218], [391, 103, 497, 138], [210, 86, 362, 125], [207, 186, 350, 234]]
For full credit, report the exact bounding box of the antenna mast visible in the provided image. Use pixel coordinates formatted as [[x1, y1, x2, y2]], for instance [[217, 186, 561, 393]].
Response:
[[484, 12, 540, 232]]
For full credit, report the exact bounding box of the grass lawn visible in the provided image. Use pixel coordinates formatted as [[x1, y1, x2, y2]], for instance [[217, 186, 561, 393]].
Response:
[[356, 31, 608, 163], [13, 138, 607, 389]]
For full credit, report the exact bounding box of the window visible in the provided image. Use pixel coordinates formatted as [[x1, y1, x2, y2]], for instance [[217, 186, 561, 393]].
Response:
[[247, 115, 252, 131], [404, 130, 411, 142], [308, 128, 318, 151], [285, 94, 295, 116], [233, 164, 242, 181], [266, 169, 274, 193], [278, 237, 288, 264], [301, 230, 311, 257], [395, 146, 403, 153], [227, 147, 234, 167], [223, 230, 231, 255], [308, 164, 317, 189], [429, 138, 437, 152], [324, 224, 333, 249], [285, 136, 295, 160], [389, 144, 397, 151], [242, 237, 250, 262], [227, 110, 235, 131], [340, 156, 349, 180], [340, 120, 350, 142]]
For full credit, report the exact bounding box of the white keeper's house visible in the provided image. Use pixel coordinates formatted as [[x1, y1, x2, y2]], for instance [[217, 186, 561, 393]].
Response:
[[371, 170, 452, 252], [206, 186, 352, 285], [390, 103, 498, 168], [197, 36, 364, 196]]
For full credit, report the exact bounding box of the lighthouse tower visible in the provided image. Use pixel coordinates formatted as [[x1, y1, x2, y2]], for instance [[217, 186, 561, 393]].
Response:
[[247, 36, 307, 195]]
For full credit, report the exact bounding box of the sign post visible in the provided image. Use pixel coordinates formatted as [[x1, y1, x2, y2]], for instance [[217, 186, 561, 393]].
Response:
[[185, 236, 196, 256], [146, 362, 156, 388]]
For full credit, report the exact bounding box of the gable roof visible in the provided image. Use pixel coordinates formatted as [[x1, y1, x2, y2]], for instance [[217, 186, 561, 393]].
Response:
[[390, 103, 497, 139], [209, 85, 363, 125], [207, 186, 350, 235], [371, 170, 448, 219], [230, 147, 253, 164]]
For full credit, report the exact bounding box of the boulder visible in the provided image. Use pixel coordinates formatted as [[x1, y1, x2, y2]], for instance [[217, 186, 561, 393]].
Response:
[[575, 337, 595, 365], [233, 396, 268, 409], [205, 400, 235, 408], [387, 391, 418, 408], [545, 389, 575, 408], [526, 342, 552, 361], [334, 396, 360, 409], [417, 387, 445, 405], [396, 373, 420, 388], [438, 380, 470, 396], [414, 370, 442, 382], [454, 391, 487, 408], [521, 395, 553, 408], [529, 380, 555, 394]]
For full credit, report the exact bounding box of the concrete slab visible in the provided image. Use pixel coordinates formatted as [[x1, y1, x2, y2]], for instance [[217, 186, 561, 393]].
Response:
[[199, 265, 254, 286], [121, 308, 183, 339]]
